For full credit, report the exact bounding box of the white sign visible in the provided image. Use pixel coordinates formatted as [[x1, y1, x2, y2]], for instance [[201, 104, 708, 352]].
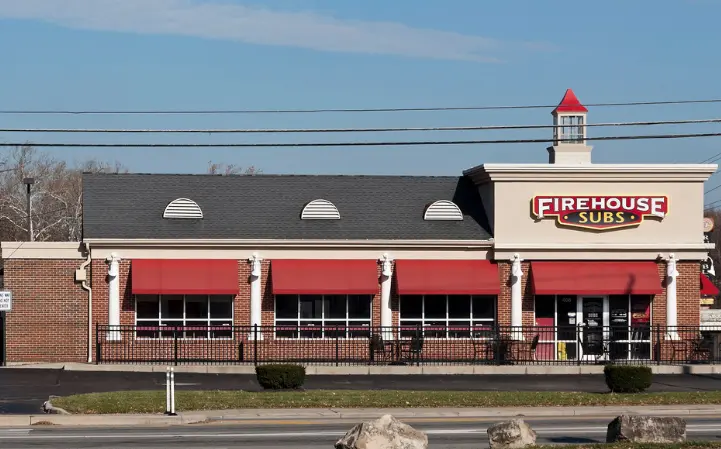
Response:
[[0, 291, 11, 312]]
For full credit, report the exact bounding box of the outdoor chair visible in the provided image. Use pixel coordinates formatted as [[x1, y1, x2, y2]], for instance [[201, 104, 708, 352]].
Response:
[[369, 333, 395, 363], [514, 334, 539, 362], [400, 334, 424, 365]]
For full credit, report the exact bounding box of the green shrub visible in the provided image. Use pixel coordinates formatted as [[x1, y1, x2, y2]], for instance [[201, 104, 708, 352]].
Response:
[[604, 365, 653, 393], [255, 364, 306, 390]]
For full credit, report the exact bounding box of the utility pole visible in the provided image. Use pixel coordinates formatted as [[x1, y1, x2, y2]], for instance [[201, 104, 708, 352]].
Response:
[[23, 177, 34, 241]]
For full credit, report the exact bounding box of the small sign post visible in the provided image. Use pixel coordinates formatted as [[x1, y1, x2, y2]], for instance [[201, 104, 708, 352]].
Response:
[[0, 291, 11, 312]]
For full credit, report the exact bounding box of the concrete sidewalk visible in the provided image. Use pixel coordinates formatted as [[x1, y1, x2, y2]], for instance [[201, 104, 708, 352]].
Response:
[[7, 362, 721, 375], [1, 404, 720, 427]]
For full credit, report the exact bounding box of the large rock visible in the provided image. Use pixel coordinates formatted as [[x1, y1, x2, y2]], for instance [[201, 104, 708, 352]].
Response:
[[606, 415, 686, 443], [335, 414, 428, 449], [487, 419, 537, 449]]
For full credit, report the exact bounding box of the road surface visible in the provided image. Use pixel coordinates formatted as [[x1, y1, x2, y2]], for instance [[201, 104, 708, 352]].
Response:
[[0, 416, 720, 448]]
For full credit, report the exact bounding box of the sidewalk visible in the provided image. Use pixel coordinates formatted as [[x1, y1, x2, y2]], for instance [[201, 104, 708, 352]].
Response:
[[2, 404, 720, 427], [7, 361, 721, 375]]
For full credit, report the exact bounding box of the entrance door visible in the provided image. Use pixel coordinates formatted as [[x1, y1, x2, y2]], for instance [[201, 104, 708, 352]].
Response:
[[578, 296, 608, 359]]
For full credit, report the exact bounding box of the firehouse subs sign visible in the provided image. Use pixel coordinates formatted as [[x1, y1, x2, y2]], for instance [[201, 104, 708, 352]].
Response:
[[532, 196, 669, 230]]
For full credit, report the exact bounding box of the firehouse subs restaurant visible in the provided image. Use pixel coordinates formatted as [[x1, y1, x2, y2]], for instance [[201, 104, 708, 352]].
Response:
[[1, 89, 719, 366]]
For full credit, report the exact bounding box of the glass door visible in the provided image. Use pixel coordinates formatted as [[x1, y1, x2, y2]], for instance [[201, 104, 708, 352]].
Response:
[[578, 296, 608, 360]]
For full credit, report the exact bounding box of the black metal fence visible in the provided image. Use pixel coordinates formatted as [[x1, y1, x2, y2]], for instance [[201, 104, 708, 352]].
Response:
[[95, 324, 721, 366]]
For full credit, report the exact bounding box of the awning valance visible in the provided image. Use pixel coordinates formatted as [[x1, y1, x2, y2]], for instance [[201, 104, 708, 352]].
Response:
[[395, 260, 500, 295], [531, 261, 662, 295], [271, 259, 378, 295], [131, 259, 238, 295]]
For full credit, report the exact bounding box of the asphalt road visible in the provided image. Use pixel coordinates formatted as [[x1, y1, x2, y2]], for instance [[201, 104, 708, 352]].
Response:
[[0, 416, 720, 448], [1, 368, 721, 414]]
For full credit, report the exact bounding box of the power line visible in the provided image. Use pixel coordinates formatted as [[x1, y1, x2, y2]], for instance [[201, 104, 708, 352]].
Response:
[[2, 98, 721, 115], [3, 131, 721, 148], [2, 118, 721, 134], [706, 199, 721, 210]]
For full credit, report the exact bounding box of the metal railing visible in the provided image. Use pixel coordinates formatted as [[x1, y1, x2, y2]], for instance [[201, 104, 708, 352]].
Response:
[[94, 324, 721, 366]]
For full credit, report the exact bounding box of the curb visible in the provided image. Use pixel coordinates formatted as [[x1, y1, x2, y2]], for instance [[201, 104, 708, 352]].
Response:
[[1, 405, 719, 427]]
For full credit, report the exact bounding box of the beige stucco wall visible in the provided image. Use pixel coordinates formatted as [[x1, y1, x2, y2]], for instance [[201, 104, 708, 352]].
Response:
[[465, 163, 717, 261]]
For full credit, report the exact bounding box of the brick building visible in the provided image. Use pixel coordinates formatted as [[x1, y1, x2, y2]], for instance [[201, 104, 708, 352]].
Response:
[[1, 90, 718, 365]]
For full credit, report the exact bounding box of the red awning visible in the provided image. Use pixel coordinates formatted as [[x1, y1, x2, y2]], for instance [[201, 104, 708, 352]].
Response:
[[395, 260, 500, 295], [701, 274, 719, 297], [132, 259, 238, 295], [271, 259, 379, 295], [531, 261, 662, 295]]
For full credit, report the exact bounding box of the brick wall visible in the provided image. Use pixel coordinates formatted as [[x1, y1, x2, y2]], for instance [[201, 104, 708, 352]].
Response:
[[4, 259, 88, 362]]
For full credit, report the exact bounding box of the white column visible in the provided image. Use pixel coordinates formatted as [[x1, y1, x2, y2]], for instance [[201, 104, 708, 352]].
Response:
[[666, 253, 679, 340], [510, 253, 524, 340], [106, 252, 121, 341], [379, 253, 394, 339], [248, 252, 263, 339]]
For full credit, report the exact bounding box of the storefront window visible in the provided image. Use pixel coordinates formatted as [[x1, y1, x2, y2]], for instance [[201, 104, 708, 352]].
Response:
[[135, 294, 234, 339], [399, 295, 496, 338], [274, 294, 372, 339], [533, 294, 652, 361]]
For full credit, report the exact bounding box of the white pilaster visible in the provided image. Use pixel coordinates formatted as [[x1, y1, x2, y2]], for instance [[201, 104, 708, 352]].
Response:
[[666, 253, 679, 340], [510, 253, 524, 340], [379, 253, 394, 339], [249, 252, 263, 340], [106, 252, 121, 341]]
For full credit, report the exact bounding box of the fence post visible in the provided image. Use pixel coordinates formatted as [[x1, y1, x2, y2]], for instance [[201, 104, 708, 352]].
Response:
[[655, 325, 662, 365], [335, 328, 340, 367], [173, 329, 179, 367], [95, 323, 101, 365], [253, 325, 258, 366]]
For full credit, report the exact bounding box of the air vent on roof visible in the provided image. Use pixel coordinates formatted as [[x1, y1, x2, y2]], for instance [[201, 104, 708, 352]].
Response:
[[301, 199, 340, 220], [424, 200, 463, 221], [163, 198, 203, 219]]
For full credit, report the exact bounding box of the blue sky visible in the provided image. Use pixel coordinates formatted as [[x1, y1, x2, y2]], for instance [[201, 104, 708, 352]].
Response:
[[1, 0, 720, 195]]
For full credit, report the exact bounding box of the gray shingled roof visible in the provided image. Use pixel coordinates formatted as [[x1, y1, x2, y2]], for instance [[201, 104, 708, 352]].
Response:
[[82, 173, 492, 240]]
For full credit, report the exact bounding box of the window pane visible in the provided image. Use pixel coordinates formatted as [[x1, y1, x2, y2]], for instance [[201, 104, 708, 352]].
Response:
[[630, 295, 651, 326], [275, 295, 298, 319], [300, 295, 323, 319], [136, 296, 159, 319], [472, 296, 495, 320], [400, 296, 422, 318], [424, 295, 446, 319], [348, 295, 371, 319], [535, 296, 555, 319], [185, 295, 208, 319], [324, 295, 346, 319], [448, 296, 471, 318], [210, 296, 233, 319], [161, 295, 184, 319]]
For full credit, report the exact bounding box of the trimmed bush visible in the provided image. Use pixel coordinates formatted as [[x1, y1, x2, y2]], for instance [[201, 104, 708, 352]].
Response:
[[604, 365, 653, 393], [255, 364, 306, 390]]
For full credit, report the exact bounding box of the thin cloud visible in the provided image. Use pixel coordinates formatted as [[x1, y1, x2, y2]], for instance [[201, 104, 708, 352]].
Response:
[[0, 0, 553, 62]]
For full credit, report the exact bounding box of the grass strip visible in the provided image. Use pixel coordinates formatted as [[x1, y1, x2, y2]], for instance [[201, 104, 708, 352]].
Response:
[[51, 390, 721, 414]]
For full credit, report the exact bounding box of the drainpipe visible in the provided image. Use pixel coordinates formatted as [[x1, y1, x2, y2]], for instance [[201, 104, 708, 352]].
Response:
[[76, 243, 92, 363]]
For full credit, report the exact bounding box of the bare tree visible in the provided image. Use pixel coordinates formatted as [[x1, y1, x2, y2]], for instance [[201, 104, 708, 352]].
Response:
[[0, 146, 127, 242], [207, 160, 261, 175]]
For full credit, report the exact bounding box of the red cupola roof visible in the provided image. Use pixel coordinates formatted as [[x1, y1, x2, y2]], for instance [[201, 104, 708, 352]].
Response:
[[552, 89, 588, 114]]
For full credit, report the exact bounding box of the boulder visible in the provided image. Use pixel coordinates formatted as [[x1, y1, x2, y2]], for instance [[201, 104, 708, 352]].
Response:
[[335, 414, 428, 449], [606, 415, 686, 443], [487, 419, 537, 449]]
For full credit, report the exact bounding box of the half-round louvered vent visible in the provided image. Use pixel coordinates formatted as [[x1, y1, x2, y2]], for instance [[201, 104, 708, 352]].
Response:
[[163, 198, 203, 219], [424, 200, 463, 221], [301, 199, 340, 220]]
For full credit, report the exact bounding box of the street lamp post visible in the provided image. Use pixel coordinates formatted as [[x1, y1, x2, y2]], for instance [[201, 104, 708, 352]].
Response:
[[23, 177, 34, 242]]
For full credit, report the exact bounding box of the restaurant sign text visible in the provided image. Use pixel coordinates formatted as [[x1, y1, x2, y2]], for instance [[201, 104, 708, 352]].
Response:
[[532, 196, 668, 230]]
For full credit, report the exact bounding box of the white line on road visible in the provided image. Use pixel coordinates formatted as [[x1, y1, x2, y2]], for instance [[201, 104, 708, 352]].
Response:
[[0, 425, 718, 440]]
